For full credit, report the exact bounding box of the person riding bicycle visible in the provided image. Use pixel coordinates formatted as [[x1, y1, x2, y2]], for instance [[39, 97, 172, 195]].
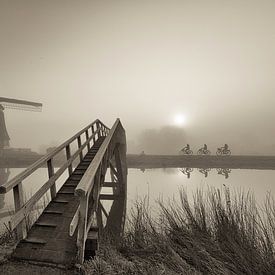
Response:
[[224, 144, 228, 150], [181, 144, 190, 152], [203, 144, 207, 150]]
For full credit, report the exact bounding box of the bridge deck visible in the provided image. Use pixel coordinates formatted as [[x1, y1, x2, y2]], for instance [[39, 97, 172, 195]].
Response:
[[12, 137, 105, 267]]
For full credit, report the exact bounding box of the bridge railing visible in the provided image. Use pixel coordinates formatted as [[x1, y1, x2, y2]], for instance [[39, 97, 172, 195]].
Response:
[[0, 119, 109, 240], [70, 118, 126, 263]]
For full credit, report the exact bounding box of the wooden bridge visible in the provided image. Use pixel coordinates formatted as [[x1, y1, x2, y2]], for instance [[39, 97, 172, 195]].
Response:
[[0, 119, 127, 267]]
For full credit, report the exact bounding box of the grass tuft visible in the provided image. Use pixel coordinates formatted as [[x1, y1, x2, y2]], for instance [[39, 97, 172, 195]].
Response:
[[85, 186, 275, 274]]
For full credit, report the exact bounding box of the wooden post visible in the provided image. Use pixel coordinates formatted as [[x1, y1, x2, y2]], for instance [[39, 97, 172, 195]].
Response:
[[91, 125, 96, 144], [85, 129, 90, 151], [77, 195, 88, 264], [96, 205, 103, 233], [96, 121, 101, 138], [77, 136, 83, 161], [13, 182, 26, 240], [66, 144, 73, 176], [47, 159, 56, 199]]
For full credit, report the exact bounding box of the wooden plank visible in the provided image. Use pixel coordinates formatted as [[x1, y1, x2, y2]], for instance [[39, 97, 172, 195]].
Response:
[[52, 199, 69, 204], [91, 125, 96, 144], [35, 222, 57, 228], [96, 121, 101, 138], [99, 194, 119, 200], [103, 181, 119, 187], [44, 210, 63, 215], [76, 195, 88, 264], [77, 136, 83, 161], [47, 159, 56, 199], [109, 162, 119, 181], [22, 237, 46, 244], [87, 230, 98, 240], [85, 130, 90, 151], [12, 182, 26, 240], [70, 206, 79, 237], [99, 202, 109, 218], [66, 145, 73, 176]]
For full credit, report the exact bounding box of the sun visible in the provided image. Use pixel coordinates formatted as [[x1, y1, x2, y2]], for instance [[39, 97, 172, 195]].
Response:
[[173, 114, 186, 126]]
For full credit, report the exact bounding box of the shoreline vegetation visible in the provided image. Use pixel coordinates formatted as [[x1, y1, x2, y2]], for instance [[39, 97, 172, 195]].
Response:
[[85, 187, 275, 274], [0, 186, 275, 274]]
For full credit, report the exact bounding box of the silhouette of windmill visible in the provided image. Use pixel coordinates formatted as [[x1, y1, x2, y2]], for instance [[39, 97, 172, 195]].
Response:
[[0, 97, 42, 149]]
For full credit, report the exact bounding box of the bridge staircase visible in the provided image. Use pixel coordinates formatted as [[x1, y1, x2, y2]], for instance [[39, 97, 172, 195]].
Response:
[[0, 119, 127, 267]]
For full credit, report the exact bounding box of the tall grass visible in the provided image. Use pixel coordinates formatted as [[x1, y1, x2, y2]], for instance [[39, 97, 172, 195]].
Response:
[[85, 187, 275, 274]]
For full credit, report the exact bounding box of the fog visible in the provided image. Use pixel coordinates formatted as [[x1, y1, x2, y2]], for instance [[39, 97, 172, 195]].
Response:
[[0, 0, 274, 155]]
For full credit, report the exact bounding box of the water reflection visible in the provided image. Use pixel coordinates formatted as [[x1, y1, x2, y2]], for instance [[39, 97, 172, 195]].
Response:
[[198, 168, 211, 177], [0, 168, 10, 210], [179, 167, 232, 178], [217, 168, 231, 179], [180, 167, 193, 178]]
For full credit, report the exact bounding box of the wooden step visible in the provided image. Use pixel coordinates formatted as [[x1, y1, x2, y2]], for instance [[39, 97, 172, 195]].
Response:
[[73, 170, 85, 175], [87, 230, 98, 240], [35, 222, 57, 228], [44, 210, 63, 215], [22, 237, 46, 245], [52, 199, 69, 204], [59, 190, 74, 195], [64, 183, 78, 187]]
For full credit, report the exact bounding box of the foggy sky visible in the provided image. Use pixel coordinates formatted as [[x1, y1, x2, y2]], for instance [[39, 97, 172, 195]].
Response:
[[0, 0, 275, 154]]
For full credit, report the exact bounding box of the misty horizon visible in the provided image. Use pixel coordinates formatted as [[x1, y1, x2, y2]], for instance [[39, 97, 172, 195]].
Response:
[[1, 0, 274, 155]]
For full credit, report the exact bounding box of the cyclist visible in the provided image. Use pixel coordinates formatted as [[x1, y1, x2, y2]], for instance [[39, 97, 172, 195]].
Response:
[[203, 144, 208, 150]]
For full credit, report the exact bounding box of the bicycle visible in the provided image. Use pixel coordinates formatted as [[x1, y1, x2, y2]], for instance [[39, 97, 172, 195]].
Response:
[[216, 147, 231, 156], [197, 148, 211, 155], [180, 146, 193, 155]]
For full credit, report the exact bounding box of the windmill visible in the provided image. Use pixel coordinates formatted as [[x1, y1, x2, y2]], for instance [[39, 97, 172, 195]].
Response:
[[0, 97, 42, 149]]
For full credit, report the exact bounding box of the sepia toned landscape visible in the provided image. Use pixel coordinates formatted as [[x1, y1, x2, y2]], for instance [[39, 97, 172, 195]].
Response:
[[1, 1, 275, 274]]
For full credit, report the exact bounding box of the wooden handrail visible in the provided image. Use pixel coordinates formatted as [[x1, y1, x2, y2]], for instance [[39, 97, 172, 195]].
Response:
[[0, 119, 110, 242], [8, 130, 99, 231], [0, 119, 103, 194], [72, 118, 126, 263], [75, 119, 120, 198]]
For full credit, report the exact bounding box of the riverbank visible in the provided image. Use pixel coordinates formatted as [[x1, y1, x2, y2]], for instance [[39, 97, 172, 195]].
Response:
[[83, 187, 275, 274], [3, 153, 275, 170], [1, 186, 275, 274], [127, 154, 275, 170]]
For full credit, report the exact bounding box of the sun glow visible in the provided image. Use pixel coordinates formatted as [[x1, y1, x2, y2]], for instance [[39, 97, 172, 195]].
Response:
[[173, 113, 186, 126]]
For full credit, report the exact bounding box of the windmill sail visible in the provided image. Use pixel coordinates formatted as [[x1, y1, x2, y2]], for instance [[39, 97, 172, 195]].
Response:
[[0, 97, 42, 112]]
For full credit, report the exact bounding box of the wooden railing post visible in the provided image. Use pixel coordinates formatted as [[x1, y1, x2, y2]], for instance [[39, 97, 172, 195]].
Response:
[[85, 130, 90, 151], [13, 182, 26, 240], [77, 136, 83, 161], [77, 195, 88, 264], [96, 121, 101, 138], [47, 159, 56, 199], [66, 144, 73, 176], [91, 125, 96, 144]]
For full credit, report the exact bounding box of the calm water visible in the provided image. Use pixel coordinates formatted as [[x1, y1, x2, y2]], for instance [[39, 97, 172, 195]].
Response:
[[1, 167, 275, 231]]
